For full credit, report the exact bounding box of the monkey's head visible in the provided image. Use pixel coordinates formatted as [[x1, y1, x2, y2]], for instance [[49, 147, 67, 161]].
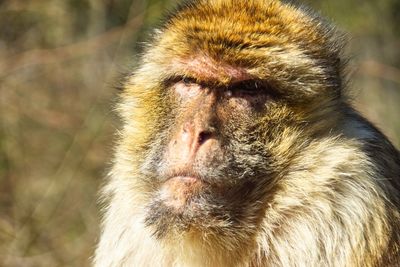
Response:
[[118, 0, 345, 242]]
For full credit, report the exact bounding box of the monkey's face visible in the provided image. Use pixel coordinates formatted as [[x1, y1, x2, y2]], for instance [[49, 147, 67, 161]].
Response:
[[141, 74, 278, 238], [123, 0, 344, 239]]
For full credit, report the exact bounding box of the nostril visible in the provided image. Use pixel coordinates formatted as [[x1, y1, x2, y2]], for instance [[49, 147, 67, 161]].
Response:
[[198, 131, 213, 145]]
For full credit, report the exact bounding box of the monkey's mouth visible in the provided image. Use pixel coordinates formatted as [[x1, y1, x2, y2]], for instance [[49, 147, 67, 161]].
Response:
[[158, 176, 206, 210]]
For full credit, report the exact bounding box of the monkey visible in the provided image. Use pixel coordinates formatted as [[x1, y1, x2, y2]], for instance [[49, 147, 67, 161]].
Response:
[[94, 0, 400, 266]]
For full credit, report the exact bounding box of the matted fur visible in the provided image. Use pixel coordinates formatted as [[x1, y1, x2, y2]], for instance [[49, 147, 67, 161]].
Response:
[[94, 0, 400, 266]]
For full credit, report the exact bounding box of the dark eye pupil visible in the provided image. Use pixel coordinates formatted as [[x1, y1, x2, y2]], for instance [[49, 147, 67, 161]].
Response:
[[245, 81, 258, 91], [228, 80, 264, 97], [182, 77, 196, 85]]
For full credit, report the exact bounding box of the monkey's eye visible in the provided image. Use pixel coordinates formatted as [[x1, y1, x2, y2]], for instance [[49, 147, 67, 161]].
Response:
[[172, 76, 203, 98], [226, 80, 267, 98], [182, 76, 197, 85]]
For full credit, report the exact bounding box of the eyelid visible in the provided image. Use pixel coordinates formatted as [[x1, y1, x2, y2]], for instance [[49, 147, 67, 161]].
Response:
[[182, 76, 197, 84], [227, 80, 265, 92], [163, 75, 196, 86]]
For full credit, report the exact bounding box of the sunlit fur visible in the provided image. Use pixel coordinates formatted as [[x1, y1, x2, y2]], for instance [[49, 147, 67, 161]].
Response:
[[94, 0, 400, 266]]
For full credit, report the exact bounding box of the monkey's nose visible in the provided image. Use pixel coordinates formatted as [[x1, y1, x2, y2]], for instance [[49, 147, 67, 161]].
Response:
[[169, 122, 215, 162]]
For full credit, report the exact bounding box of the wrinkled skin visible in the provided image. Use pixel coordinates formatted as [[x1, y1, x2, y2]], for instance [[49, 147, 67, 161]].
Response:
[[141, 79, 278, 238]]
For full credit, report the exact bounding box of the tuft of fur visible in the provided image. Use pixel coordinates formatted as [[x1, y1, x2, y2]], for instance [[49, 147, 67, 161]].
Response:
[[94, 0, 400, 266]]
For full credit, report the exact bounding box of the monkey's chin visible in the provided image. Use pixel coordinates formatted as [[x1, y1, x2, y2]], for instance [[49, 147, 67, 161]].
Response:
[[158, 176, 204, 211]]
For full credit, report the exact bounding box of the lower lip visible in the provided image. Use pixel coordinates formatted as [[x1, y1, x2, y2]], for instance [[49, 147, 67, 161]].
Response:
[[171, 176, 199, 182], [159, 176, 204, 209], [165, 176, 203, 191]]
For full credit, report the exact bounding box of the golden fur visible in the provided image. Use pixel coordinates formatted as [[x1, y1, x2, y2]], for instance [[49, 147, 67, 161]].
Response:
[[94, 0, 400, 266]]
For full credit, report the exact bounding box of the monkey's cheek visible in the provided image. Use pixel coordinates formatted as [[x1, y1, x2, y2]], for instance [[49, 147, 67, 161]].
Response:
[[159, 177, 204, 211]]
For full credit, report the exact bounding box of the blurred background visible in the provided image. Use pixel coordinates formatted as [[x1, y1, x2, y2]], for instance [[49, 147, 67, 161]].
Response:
[[0, 0, 399, 266]]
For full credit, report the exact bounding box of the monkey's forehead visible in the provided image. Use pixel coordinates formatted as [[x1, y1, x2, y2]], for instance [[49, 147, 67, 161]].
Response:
[[136, 0, 344, 86], [131, 0, 344, 93], [159, 0, 340, 64]]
